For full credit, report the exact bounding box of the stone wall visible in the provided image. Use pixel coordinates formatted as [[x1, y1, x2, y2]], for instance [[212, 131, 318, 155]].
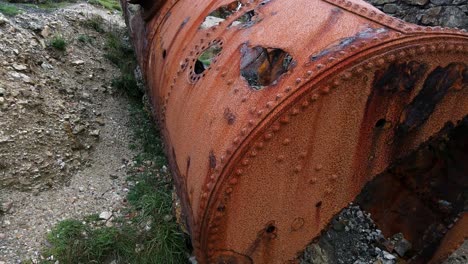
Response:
[[365, 0, 468, 30]]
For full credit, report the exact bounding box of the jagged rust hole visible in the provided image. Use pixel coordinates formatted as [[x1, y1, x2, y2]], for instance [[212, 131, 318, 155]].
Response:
[[200, 1, 243, 29], [356, 116, 468, 262], [240, 45, 293, 90], [194, 44, 223, 75], [228, 10, 256, 28]]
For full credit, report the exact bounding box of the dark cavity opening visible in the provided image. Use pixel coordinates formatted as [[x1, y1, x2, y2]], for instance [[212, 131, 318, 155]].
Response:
[[200, 1, 243, 29], [356, 116, 468, 263], [240, 45, 293, 90], [162, 49, 167, 59], [316, 201, 323, 208], [375, 118, 387, 128], [266, 224, 276, 233], [194, 44, 222, 75]]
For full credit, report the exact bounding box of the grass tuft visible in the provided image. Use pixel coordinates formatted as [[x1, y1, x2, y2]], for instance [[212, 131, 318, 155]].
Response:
[[0, 3, 21, 16], [81, 14, 106, 33], [49, 35, 67, 51], [104, 29, 141, 98], [88, 0, 121, 11]]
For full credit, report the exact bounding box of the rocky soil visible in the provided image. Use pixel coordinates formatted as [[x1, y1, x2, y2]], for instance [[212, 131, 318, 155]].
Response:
[[365, 0, 468, 30], [0, 2, 134, 263]]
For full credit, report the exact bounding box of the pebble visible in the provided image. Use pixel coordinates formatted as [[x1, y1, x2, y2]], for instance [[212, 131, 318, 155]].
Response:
[[72, 60, 85, 66], [99, 211, 112, 220]]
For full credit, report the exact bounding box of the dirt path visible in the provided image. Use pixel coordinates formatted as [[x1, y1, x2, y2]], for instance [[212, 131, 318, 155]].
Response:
[[0, 3, 135, 263]]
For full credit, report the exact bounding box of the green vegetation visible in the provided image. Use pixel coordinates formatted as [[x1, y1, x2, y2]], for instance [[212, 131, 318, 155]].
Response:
[[81, 14, 106, 33], [0, 2, 21, 16], [89, 0, 121, 11], [40, 28, 189, 264], [104, 29, 141, 97], [49, 35, 67, 51], [77, 34, 93, 44]]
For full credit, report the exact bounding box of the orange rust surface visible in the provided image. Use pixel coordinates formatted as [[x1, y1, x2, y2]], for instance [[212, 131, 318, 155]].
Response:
[[120, 0, 468, 263], [430, 213, 468, 264]]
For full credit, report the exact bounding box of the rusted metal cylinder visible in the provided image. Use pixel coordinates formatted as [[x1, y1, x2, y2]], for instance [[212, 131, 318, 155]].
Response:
[[120, 0, 468, 263]]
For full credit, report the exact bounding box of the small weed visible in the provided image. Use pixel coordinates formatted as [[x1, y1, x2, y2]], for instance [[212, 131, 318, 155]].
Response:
[[49, 35, 67, 51], [105, 29, 141, 97], [77, 34, 93, 44], [0, 3, 21, 16], [88, 0, 121, 11], [81, 14, 105, 33]]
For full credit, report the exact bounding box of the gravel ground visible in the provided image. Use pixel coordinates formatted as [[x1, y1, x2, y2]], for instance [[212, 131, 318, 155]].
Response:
[[0, 3, 135, 263]]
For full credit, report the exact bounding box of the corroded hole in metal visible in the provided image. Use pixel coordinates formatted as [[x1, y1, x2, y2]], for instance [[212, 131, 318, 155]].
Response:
[[356, 116, 468, 263], [194, 43, 223, 75], [200, 1, 243, 29], [228, 10, 257, 28], [240, 44, 293, 90]]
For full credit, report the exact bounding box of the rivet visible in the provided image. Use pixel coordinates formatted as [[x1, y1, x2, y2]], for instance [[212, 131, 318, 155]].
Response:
[[291, 108, 300, 115], [417, 46, 426, 54], [233, 137, 240, 144], [291, 218, 305, 231], [266, 101, 274, 109], [272, 123, 281, 132], [306, 70, 313, 76], [276, 93, 283, 100], [242, 159, 250, 166], [296, 78, 302, 84], [280, 116, 290, 124], [332, 80, 341, 87], [220, 155, 226, 163], [227, 80, 234, 85], [285, 86, 292, 93], [342, 72, 352, 80], [365, 62, 374, 69], [235, 169, 243, 176], [331, 174, 338, 180], [257, 110, 264, 117], [283, 138, 291, 145], [328, 57, 336, 63], [240, 128, 248, 136], [248, 120, 255, 126], [302, 100, 310, 108], [294, 165, 302, 173], [387, 54, 396, 62], [321, 86, 330, 94], [350, 45, 357, 51], [310, 94, 319, 101], [233, 88, 239, 93], [202, 192, 208, 198], [315, 164, 323, 171], [377, 58, 385, 66], [226, 187, 233, 194], [309, 177, 317, 184], [249, 150, 257, 157], [256, 142, 265, 150], [264, 133, 273, 140], [338, 51, 346, 56], [249, 107, 257, 115], [316, 64, 324, 70], [277, 155, 285, 162], [355, 67, 364, 73], [229, 177, 238, 185]]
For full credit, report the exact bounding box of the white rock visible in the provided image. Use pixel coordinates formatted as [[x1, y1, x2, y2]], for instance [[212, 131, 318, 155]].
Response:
[[13, 64, 28, 71], [72, 60, 85, 66], [383, 251, 396, 260], [99, 211, 112, 220]]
